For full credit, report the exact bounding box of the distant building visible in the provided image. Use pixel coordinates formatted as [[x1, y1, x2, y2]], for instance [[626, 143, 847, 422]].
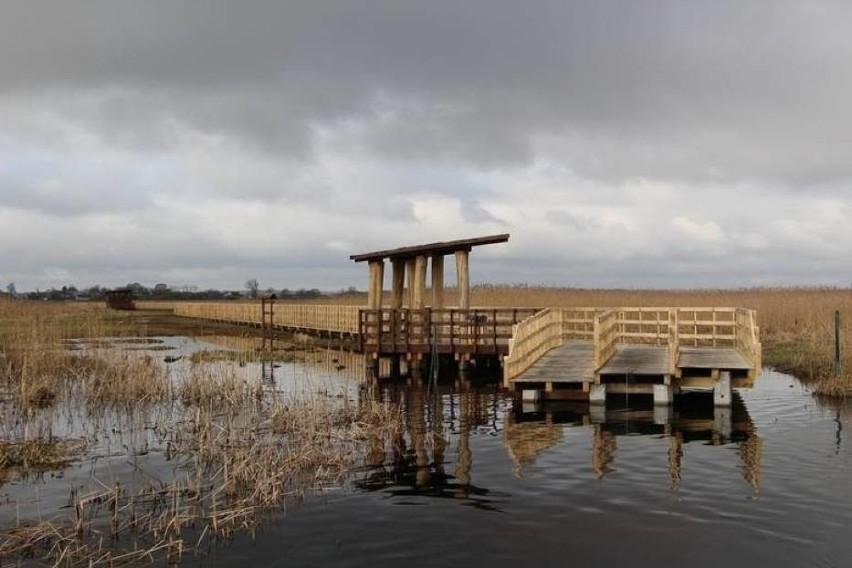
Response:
[[105, 289, 136, 310]]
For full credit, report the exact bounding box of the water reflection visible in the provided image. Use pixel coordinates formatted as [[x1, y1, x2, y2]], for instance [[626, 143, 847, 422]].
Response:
[[508, 393, 762, 490], [356, 379, 763, 500], [357, 379, 509, 510]]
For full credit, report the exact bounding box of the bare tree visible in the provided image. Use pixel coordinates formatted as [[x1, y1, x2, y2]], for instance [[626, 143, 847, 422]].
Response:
[[245, 278, 260, 299]]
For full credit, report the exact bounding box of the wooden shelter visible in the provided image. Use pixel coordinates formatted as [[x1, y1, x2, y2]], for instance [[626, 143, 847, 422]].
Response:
[[105, 289, 135, 310], [350, 233, 510, 310]]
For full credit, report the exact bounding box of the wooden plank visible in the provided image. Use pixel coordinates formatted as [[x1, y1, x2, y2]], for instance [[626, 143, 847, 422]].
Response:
[[512, 342, 595, 383], [350, 233, 510, 262], [678, 347, 750, 370], [598, 345, 670, 375]]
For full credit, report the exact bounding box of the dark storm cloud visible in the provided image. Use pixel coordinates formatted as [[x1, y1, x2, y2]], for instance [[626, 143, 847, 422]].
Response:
[[3, 0, 851, 183], [2, 0, 852, 290]]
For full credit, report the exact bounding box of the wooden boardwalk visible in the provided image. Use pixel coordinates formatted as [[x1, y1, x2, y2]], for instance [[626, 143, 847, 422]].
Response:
[[138, 299, 762, 406], [504, 306, 762, 405], [511, 342, 594, 384]]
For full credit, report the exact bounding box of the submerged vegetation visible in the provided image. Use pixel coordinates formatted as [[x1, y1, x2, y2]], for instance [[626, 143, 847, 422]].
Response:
[[0, 298, 401, 565]]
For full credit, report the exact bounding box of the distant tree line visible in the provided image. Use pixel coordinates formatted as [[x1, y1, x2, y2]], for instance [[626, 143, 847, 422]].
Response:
[[17, 282, 364, 302]]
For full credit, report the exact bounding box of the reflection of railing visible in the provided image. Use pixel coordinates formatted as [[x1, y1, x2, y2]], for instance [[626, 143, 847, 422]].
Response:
[[504, 308, 597, 381]]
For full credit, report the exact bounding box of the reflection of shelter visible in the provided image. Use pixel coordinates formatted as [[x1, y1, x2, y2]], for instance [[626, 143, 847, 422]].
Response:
[[105, 289, 135, 310], [355, 381, 504, 508]]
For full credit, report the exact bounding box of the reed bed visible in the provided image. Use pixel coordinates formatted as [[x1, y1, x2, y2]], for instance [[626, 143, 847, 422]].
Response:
[[0, 298, 406, 565]]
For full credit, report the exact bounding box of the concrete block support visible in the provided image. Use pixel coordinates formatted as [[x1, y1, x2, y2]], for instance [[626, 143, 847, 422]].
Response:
[[653, 384, 673, 406], [522, 389, 541, 402], [590, 384, 607, 405], [714, 371, 732, 407]]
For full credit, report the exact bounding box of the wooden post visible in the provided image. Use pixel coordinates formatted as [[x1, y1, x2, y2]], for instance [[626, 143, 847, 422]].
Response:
[[367, 260, 384, 309], [391, 259, 405, 309], [455, 249, 470, 310], [431, 254, 444, 308], [413, 255, 427, 309], [405, 258, 416, 308]]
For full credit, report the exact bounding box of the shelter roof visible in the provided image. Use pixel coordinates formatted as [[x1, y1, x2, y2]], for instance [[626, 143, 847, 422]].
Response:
[[350, 234, 510, 263]]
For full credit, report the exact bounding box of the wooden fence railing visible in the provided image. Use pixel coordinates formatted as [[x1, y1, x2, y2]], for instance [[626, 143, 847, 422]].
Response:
[[616, 308, 671, 345], [676, 308, 738, 348], [593, 309, 619, 370], [735, 308, 762, 371], [504, 306, 761, 383], [360, 308, 540, 356], [504, 308, 598, 381], [135, 302, 760, 377], [137, 301, 361, 334], [667, 309, 680, 376]]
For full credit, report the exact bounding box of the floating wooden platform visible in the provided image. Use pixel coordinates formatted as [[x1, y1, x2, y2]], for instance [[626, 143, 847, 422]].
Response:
[[504, 307, 762, 405], [599, 346, 669, 376], [511, 342, 594, 384]]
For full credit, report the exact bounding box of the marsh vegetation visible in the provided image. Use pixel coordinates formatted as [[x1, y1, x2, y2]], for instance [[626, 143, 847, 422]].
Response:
[[0, 300, 401, 565]]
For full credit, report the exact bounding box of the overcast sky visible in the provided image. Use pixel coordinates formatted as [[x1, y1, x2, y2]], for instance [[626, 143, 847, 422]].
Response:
[[2, 0, 851, 292]]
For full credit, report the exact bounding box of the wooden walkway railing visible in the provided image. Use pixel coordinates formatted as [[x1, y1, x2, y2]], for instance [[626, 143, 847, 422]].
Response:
[[504, 307, 761, 382], [138, 301, 360, 334], [136, 301, 760, 380], [503, 308, 598, 379], [359, 308, 540, 355]]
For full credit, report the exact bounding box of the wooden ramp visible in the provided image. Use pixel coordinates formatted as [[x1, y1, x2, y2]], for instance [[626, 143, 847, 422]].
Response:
[[678, 347, 750, 370], [599, 346, 670, 376], [510, 341, 594, 384]]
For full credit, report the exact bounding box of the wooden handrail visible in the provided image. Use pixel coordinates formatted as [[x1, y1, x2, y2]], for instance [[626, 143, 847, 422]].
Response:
[[593, 309, 619, 370]]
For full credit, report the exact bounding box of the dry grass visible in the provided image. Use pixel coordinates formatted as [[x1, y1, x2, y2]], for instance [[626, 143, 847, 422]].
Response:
[[0, 298, 406, 565]]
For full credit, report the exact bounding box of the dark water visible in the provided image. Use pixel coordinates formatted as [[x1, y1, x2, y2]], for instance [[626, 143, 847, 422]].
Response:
[[197, 370, 852, 568], [3, 340, 851, 567]]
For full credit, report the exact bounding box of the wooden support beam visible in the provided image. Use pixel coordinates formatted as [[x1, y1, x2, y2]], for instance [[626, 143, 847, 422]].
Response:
[[413, 255, 427, 309], [405, 258, 416, 308], [391, 259, 405, 309], [431, 254, 444, 308], [455, 249, 470, 309], [367, 260, 384, 309]]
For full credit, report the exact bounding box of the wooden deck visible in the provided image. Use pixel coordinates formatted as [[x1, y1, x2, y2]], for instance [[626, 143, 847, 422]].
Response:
[[678, 347, 750, 370], [511, 342, 594, 384], [504, 306, 762, 404], [599, 346, 669, 376]]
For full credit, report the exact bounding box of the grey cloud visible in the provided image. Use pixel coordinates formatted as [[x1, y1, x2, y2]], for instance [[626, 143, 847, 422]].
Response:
[[3, 1, 852, 184]]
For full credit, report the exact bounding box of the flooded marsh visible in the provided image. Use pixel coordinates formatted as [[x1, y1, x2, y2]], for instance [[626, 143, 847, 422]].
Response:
[[1, 303, 852, 566]]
